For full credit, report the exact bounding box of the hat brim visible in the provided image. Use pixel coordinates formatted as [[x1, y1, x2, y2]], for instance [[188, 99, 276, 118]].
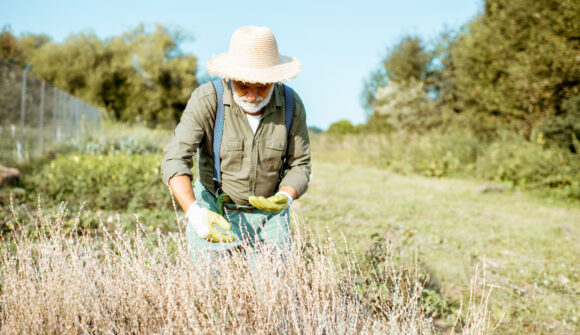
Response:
[[207, 54, 301, 84]]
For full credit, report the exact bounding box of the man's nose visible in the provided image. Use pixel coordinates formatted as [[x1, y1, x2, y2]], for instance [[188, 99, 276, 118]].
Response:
[[246, 89, 259, 101]]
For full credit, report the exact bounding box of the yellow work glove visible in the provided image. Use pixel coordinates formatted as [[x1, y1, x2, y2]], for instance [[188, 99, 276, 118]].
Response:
[[185, 202, 235, 243], [248, 191, 292, 213]]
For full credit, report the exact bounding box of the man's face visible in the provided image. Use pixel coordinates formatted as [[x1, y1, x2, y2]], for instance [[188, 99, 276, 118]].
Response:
[[232, 81, 273, 103]]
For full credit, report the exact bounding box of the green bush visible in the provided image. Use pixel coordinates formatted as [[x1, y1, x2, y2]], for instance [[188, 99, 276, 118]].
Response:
[[477, 138, 580, 193], [327, 120, 361, 136], [531, 95, 580, 153], [385, 130, 481, 177], [23, 153, 172, 210], [313, 130, 580, 200]]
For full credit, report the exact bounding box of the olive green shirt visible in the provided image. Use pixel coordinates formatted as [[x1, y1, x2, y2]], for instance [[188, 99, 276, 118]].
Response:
[[161, 80, 311, 206]]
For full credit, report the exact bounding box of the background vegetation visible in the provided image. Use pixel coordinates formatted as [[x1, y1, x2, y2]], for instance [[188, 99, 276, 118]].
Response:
[[0, 23, 198, 125]]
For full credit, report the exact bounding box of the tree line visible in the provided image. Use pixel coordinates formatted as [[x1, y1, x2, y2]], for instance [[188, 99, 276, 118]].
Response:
[[351, 0, 579, 153], [1, 23, 198, 127]]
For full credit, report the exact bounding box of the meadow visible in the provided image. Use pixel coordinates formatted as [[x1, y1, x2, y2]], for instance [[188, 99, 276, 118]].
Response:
[[0, 125, 578, 334]]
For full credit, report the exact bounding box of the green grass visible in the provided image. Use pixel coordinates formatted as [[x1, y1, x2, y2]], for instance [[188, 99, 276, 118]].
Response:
[[2, 125, 579, 333], [296, 160, 580, 334]]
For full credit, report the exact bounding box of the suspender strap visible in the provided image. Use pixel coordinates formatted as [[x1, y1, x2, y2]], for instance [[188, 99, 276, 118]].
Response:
[[283, 84, 294, 138], [211, 79, 225, 191]]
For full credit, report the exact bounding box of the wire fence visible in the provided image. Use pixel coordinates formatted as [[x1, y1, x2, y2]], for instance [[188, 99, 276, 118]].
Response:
[[0, 59, 102, 166]]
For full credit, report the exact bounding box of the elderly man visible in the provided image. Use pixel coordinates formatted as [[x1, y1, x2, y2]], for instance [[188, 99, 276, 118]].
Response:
[[161, 26, 311, 257]]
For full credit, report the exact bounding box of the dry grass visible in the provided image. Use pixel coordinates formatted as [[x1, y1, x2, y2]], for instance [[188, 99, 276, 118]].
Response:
[[0, 206, 492, 334]]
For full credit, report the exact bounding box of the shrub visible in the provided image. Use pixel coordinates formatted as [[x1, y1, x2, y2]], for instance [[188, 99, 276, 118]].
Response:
[[477, 136, 580, 194], [531, 95, 580, 153], [327, 119, 361, 136], [22, 153, 171, 210], [312, 130, 580, 200]]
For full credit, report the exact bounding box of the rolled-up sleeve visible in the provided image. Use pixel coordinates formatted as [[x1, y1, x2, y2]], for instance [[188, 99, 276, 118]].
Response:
[[161, 89, 208, 185], [280, 93, 311, 197]]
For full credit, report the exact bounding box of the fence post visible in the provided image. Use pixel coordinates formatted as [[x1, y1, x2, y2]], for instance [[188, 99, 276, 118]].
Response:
[[65, 93, 70, 140], [75, 98, 80, 141], [18, 68, 28, 161], [39, 80, 46, 156], [53, 86, 58, 141]]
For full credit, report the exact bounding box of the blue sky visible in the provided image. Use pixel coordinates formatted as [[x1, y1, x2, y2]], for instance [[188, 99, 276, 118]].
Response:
[[1, 0, 482, 129]]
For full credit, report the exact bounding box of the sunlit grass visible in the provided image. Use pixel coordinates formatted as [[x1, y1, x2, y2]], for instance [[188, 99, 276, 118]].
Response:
[[0, 204, 493, 334], [298, 158, 580, 334]]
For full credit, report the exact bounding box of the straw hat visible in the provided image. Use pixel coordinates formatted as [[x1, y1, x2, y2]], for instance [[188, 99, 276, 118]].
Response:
[[207, 26, 301, 84]]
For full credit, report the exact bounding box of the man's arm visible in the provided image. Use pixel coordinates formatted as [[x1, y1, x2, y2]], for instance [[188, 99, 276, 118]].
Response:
[[162, 84, 215, 205], [168, 175, 196, 213], [279, 92, 311, 198], [279, 185, 298, 200]]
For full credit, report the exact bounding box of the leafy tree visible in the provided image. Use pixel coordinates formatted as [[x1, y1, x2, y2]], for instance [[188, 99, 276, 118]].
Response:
[[361, 68, 388, 114], [0, 26, 50, 65], [362, 36, 446, 133], [531, 95, 580, 152], [327, 120, 360, 135], [383, 36, 432, 84], [361, 36, 434, 114], [0, 26, 22, 64], [6, 24, 198, 126], [447, 0, 580, 137], [373, 79, 442, 133]]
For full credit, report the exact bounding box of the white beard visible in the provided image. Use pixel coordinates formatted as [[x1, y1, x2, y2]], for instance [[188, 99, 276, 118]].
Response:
[[232, 84, 274, 114]]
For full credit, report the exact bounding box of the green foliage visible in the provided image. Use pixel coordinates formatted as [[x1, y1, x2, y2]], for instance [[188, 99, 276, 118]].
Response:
[[22, 153, 171, 211], [383, 36, 433, 84], [384, 130, 481, 178], [362, 0, 579, 143], [361, 36, 451, 134], [361, 68, 388, 113], [313, 130, 580, 200], [531, 95, 580, 153], [478, 136, 580, 194], [361, 36, 435, 114], [447, 0, 580, 135], [4, 24, 198, 125], [327, 120, 360, 136], [372, 79, 446, 133], [1, 26, 51, 64]]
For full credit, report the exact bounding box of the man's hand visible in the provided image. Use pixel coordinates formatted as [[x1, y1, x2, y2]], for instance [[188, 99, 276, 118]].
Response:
[[185, 202, 235, 243], [249, 191, 293, 213]]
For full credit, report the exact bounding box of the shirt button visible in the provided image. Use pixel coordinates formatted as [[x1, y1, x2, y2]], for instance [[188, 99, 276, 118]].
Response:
[[252, 140, 256, 145], [251, 166, 256, 171]]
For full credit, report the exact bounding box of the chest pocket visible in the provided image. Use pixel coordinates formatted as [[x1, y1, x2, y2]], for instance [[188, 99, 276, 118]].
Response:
[[221, 139, 243, 172], [261, 139, 287, 171]]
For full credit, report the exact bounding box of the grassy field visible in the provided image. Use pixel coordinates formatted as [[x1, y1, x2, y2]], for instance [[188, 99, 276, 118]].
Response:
[[296, 159, 580, 334], [1, 127, 578, 334]]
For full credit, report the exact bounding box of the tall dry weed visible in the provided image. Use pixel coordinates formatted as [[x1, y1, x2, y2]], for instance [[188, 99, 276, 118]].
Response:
[[0, 207, 492, 334]]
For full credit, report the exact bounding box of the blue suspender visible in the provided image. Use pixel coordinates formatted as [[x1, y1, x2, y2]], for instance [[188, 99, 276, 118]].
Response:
[[210, 80, 294, 192], [211, 79, 226, 190], [283, 84, 294, 139]]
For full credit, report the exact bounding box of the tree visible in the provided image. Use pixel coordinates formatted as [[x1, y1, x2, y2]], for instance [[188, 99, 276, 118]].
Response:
[[383, 36, 432, 84], [9, 24, 198, 125], [327, 120, 360, 135], [361, 36, 436, 120], [447, 0, 580, 137], [373, 79, 440, 133], [1, 26, 51, 65], [362, 36, 443, 133]]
